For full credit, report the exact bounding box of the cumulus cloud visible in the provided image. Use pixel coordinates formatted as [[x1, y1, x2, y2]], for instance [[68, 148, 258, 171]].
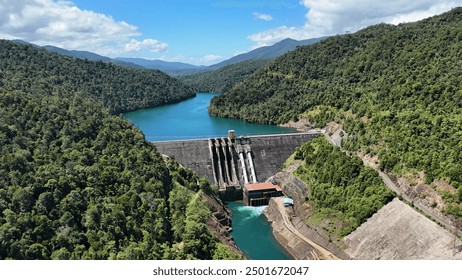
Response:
[[253, 12, 273, 21], [202, 54, 224, 63], [248, 0, 460, 47], [153, 54, 225, 66], [0, 0, 167, 56], [124, 39, 168, 53]]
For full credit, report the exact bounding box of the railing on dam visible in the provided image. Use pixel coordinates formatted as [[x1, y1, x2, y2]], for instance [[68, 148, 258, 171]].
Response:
[[148, 130, 323, 142]]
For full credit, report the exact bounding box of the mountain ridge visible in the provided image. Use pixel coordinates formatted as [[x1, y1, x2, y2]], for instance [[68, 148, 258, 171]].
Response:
[[13, 37, 327, 75], [208, 37, 327, 69], [115, 57, 205, 72]]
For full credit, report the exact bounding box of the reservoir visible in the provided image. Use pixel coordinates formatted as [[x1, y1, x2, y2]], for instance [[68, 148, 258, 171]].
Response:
[[124, 93, 296, 141], [125, 93, 294, 260]]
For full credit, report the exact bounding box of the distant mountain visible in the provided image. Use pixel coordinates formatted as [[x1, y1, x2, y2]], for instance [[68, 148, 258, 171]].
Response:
[[41, 45, 143, 69], [208, 37, 327, 69], [178, 37, 328, 92], [42, 45, 112, 62], [118, 37, 327, 74], [12, 37, 326, 76], [12, 40, 204, 74], [116, 57, 206, 74], [12, 40, 143, 69]]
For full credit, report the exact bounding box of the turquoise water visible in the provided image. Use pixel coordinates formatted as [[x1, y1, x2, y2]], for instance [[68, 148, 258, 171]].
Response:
[[124, 93, 296, 141], [228, 202, 292, 260]]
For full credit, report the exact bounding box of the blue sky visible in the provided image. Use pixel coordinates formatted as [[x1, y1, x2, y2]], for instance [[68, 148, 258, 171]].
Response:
[[0, 0, 460, 65], [70, 0, 307, 63]]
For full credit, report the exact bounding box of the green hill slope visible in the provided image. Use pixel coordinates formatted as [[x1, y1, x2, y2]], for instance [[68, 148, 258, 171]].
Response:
[[179, 59, 270, 94], [0, 40, 195, 114], [209, 8, 462, 216], [0, 41, 240, 259]]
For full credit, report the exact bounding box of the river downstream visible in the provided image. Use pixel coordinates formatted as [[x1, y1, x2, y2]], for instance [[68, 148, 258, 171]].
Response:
[[227, 202, 292, 260], [124, 93, 294, 259]]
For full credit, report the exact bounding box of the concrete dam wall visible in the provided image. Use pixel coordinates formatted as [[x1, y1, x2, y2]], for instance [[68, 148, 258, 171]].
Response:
[[154, 132, 320, 200]]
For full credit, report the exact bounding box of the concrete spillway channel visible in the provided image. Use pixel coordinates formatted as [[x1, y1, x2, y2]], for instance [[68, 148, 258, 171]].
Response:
[[209, 139, 223, 186], [208, 139, 217, 185], [245, 146, 257, 184], [209, 138, 241, 200], [236, 145, 249, 185], [220, 138, 232, 184], [223, 138, 239, 186], [236, 144, 257, 184]]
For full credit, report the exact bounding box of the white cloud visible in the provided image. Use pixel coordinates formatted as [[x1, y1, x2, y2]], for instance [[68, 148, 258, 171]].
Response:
[[248, 0, 460, 47], [153, 54, 226, 66], [0, 0, 167, 56], [202, 54, 224, 62], [247, 25, 311, 48], [124, 39, 168, 53], [253, 12, 273, 21]]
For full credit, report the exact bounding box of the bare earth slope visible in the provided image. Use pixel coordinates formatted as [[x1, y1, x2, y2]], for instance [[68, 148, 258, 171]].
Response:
[[344, 198, 462, 260]]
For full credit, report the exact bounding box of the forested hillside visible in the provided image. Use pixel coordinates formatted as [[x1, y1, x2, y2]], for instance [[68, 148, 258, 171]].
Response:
[[179, 59, 270, 94], [294, 137, 394, 238], [0, 41, 240, 259], [209, 8, 462, 218], [0, 40, 195, 114]]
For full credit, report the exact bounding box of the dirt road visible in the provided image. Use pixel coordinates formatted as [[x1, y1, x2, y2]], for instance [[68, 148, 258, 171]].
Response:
[[273, 197, 339, 260]]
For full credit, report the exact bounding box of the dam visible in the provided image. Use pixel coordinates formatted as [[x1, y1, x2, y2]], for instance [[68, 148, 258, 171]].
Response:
[[154, 130, 321, 202]]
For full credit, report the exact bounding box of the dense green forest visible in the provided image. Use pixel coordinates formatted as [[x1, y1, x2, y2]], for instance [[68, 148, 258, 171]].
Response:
[[179, 59, 270, 94], [0, 40, 195, 114], [209, 8, 462, 217], [0, 41, 240, 259], [294, 137, 394, 237]]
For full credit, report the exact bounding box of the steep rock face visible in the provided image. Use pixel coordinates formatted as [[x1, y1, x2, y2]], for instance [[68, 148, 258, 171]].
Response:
[[202, 193, 244, 258], [271, 170, 308, 217]]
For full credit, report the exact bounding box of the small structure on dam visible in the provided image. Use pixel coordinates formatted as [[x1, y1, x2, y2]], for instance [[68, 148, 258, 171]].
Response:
[[154, 130, 321, 202], [243, 182, 283, 206]]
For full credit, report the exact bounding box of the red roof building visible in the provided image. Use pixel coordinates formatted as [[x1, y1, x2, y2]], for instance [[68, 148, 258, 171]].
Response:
[[243, 182, 283, 206]]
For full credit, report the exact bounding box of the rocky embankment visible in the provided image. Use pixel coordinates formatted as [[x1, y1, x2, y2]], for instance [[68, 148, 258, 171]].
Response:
[[264, 198, 346, 260], [265, 170, 349, 260], [201, 193, 244, 258]]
